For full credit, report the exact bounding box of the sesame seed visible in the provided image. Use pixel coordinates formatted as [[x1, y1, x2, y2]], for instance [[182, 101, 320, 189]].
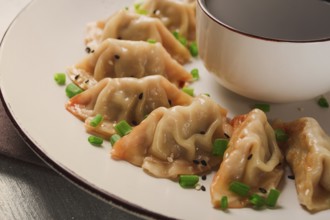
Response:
[[200, 131, 206, 135], [85, 47, 91, 53], [224, 133, 230, 138], [192, 160, 199, 165], [259, 187, 267, 194], [168, 99, 172, 106], [138, 93, 143, 100], [74, 75, 80, 80], [288, 175, 295, 180], [201, 185, 206, 191], [84, 79, 89, 83], [201, 175, 207, 181], [201, 160, 207, 166], [114, 54, 120, 59], [247, 154, 253, 160]]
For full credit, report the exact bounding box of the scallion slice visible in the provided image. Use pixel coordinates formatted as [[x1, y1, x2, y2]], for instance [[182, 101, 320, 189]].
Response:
[[134, 3, 147, 15], [212, 138, 228, 157], [54, 73, 66, 85], [266, 189, 281, 207], [147, 39, 157, 44], [318, 96, 329, 108], [249, 193, 265, 208], [110, 134, 121, 146], [115, 120, 132, 137], [88, 135, 103, 146], [189, 42, 198, 57], [229, 181, 250, 197], [179, 174, 199, 188], [182, 87, 194, 96], [65, 83, 83, 98], [172, 31, 187, 46], [253, 103, 270, 112], [190, 68, 199, 81], [220, 196, 228, 210], [274, 128, 288, 142], [90, 114, 103, 127]]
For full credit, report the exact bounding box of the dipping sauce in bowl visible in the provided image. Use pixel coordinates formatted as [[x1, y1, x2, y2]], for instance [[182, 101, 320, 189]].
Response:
[[197, 0, 330, 102]]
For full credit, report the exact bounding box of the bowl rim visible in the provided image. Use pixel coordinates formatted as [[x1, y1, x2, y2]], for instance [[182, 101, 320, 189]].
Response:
[[197, 0, 330, 43]]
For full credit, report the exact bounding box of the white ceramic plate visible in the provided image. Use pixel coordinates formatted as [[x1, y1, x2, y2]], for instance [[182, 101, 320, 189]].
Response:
[[0, 0, 329, 219]]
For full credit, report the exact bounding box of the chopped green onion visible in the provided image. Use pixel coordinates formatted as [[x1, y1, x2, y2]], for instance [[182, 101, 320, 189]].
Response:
[[266, 189, 281, 207], [317, 96, 329, 108], [147, 39, 157, 44], [134, 3, 147, 15], [274, 128, 288, 142], [65, 83, 83, 98], [54, 73, 66, 85], [203, 93, 210, 97], [179, 174, 199, 188], [182, 87, 194, 96], [90, 114, 103, 127], [114, 120, 132, 137], [190, 68, 200, 81], [253, 103, 270, 112], [88, 135, 103, 146], [249, 193, 265, 208], [110, 134, 121, 146], [229, 181, 250, 197], [189, 42, 198, 57], [220, 196, 228, 210], [172, 31, 187, 47], [212, 138, 228, 157]]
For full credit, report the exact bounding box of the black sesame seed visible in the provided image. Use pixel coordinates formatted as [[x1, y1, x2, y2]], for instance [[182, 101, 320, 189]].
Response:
[[201, 185, 206, 191], [247, 154, 253, 160], [85, 79, 89, 83], [288, 175, 295, 180], [91, 50, 95, 53], [259, 187, 267, 194], [193, 160, 200, 165], [138, 93, 143, 100], [131, 120, 138, 126], [85, 47, 91, 53], [117, 36, 122, 40], [114, 54, 120, 59], [168, 99, 172, 106], [201, 175, 207, 181], [74, 75, 80, 80], [200, 131, 206, 135], [224, 133, 230, 138], [201, 160, 207, 166]]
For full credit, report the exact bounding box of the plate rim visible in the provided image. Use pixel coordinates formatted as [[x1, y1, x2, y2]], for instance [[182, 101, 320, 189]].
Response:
[[0, 1, 173, 219]]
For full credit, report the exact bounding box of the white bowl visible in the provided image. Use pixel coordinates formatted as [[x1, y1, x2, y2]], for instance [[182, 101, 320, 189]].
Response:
[[196, 0, 330, 103]]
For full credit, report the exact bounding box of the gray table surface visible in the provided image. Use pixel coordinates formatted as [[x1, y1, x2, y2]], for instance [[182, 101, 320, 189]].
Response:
[[0, 1, 143, 219]]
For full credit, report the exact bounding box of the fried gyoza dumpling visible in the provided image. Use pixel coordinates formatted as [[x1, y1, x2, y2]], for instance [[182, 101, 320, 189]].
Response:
[[211, 109, 284, 208], [85, 9, 191, 64], [65, 75, 193, 138], [67, 39, 192, 90], [111, 95, 232, 179], [277, 117, 330, 212], [138, 0, 196, 41]]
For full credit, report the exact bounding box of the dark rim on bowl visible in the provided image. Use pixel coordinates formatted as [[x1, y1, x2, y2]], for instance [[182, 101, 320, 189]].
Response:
[[197, 0, 330, 43]]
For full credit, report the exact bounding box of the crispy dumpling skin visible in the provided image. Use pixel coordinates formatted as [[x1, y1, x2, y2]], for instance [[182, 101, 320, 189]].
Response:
[[111, 95, 232, 179], [139, 0, 196, 41], [68, 39, 192, 90], [65, 75, 193, 139], [276, 117, 330, 212], [85, 9, 191, 64], [211, 109, 284, 208]]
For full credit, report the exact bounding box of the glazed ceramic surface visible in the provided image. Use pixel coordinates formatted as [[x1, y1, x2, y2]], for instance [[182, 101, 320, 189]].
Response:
[[0, 0, 330, 219], [197, 0, 330, 103]]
